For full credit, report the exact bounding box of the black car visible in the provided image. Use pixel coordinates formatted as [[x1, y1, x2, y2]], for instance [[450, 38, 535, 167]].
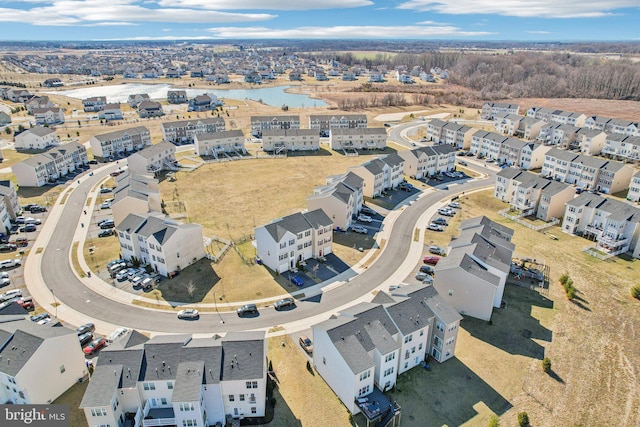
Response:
[[30, 313, 50, 322], [76, 323, 95, 336], [78, 332, 94, 347], [432, 217, 448, 226], [100, 221, 115, 229], [0, 243, 17, 253], [273, 298, 295, 310], [19, 224, 37, 233], [420, 265, 435, 275], [237, 304, 258, 316], [88, 160, 99, 165], [98, 229, 115, 237], [29, 205, 47, 213]]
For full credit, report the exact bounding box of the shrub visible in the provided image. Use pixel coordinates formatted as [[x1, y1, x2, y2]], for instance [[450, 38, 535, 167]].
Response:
[[488, 414, 500, 427], [632, 285, 640, 300], [517, 412, 529, 427], [542, 357, 552, 373], [566, 286, 576, 301], [559, 272, 569, 285], [563, 278, 573, 293]]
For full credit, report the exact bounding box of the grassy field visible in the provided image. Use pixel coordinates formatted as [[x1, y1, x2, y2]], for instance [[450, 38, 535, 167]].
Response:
[[52, 379, 89, 427]]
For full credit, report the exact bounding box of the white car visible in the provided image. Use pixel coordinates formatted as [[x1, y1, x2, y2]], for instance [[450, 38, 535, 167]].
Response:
[[448, 201, 460, 209], [351, 225, 368, 234], [357, 214, 373, 223], [437, 208, 455, 216], [177, 309, 199, 320], [427, 223, 445, 232], [0, 277, 10, 287], [106, 327, 130, 343]]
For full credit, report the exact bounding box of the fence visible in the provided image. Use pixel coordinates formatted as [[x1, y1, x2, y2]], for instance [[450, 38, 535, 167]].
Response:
[[499, 208, 559, 231]]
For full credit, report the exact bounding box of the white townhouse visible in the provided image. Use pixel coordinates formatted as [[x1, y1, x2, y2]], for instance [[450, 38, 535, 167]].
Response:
[[426, 119, 447, 142], [162, 118, 226, 144], [595, 161, 634, 195], [99, 103, 123, 121], [188, 94, 223, 112], [549, 110, 587, 127], [83, 96, 107, 112], [309, 114, 367, 134], [307, 172, 364, 231], [514, 116, 545, 140], [428, 120, 475, 149], [575, 128, 607, 155], [602, 134, 640, 162], [495, 169, 575, 222], [261, 129, 319, 153], [541, 148, 580, 181], [4, 89, 32, 103], [195, 130, 246, 157], [128, 93, 150, 108], [25, 96, 54, 114], [584, 115, 612, 131], [81, 331, 267, 427], [628, 171, 640, 202], [398, 145, 456, 179], [138, 101, 164, 118], [606, 119, 639, 137], [12, 142, 88, 187], [493, 113, 524, 136], [33, 107, 64, 125], [329, 127, 387, 151], [0, 180, 20, 231], [14, 126, 57, 150], [250, 115, 300, 137], [0, 314, 87, 405], [127, 141, 177, 175], [312, 303, 402, 415], [89, 126, 151, 158], [434, 217, 515, 320], [481, 102, 520, 120], [349, 154, 405, 198], [312, 285, 461, 416], [112, 172, 161, 225], [562, 193, 640, 258], [254, 209, 332, 273], [167, 90, 188, 104], [498, 137, 528, 166], [519, 142, 551, 170], [116, 213, 205, 276], [526, 107, 554, 123]]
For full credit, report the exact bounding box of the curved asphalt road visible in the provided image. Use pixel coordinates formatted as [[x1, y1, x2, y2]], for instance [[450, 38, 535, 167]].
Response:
[[40, 161, 495, 333]]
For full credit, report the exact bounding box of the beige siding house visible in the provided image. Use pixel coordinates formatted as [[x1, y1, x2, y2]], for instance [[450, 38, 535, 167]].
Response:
[[127, 141, 177, 174], [329, 128, 387, 151], [261, 129, 319, 152], [194, 130, 246, 157]]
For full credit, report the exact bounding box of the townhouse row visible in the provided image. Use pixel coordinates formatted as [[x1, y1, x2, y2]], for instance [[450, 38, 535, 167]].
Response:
[[312, 284, 462, 416], [11, 142, 88, 187]]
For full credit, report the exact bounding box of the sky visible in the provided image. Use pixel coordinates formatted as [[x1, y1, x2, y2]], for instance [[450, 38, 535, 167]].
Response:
[[0, 0, 638, 41]]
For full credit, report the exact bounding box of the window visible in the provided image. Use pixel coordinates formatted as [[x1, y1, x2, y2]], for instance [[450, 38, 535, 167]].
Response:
[[240, 394, 245, 401], [229, 395, 235, 402], [59, 365, 65, 374], [384, 353, 395, 362], [419, 330, 424, 337], [419, 343, 423, 350], [182, 420, 197, 427], [167, 382, 173, 390], [91, 408, 108, 417], [143, 383, 156, 391], [403, 335, 413, 344], [251, 407, 257, 414], [180, 403, 194, 411], [434, 336, 442, 349], [383, 367, 394, 377], [359, 370, 370, 381], [436, 322, 445, 333], [160, 398, 167, 406]]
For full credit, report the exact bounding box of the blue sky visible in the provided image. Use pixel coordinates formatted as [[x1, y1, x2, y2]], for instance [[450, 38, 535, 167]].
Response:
[[0, 0, 638, 41]]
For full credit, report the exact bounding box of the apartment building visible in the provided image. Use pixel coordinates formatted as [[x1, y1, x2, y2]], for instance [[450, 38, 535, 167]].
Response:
[[112, 172, 161, 225], [0, 180, 20, 231], [89, 126, 151, 158], [116, 213, 205, 276], [250, 115, 300, 137], [398, 145, 456, 179], [14, 126, 57, 150], [127, 141, 177, 175], [194, 130, 245, 157], [481, 102, 520, 120], [307, 172, 364, 230], [349, 154, 405, 198], [254, 209, 332, 273], [309, 114, 367, 134], [83, 96, 107, 112], [329, 128, 387, 151], [81, 331, 266, 427], [33, 107, 64, 125], [261, 129, 319, 152], [12, 142, 88, 187], [162, 118, 226, 144]]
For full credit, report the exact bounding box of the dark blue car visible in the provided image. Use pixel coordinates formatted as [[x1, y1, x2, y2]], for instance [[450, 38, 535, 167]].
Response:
[[291, 275, 304, 286]]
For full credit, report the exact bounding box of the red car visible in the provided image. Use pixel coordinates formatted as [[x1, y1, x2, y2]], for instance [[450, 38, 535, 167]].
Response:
[[16, 297, 34, 311], [423, 256, 440, 265], [83, 337, 107, 355]]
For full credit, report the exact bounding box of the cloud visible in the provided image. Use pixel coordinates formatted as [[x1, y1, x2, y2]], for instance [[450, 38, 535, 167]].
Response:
[[526, 30, 551, 34], [206, 24, 493, 38], [397, 0, 638, 18], [0, 0, 276, 26], [157, 0, 373, 9]]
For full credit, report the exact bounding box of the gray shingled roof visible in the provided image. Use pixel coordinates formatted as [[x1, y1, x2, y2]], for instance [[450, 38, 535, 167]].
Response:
[[391, 284, 462, 325], [133, 141, 175, 160], [23, 126, 55, 137], [172, 361, 205, 402], [162, 117, 225, 130], [93, 126, 149, 142], [220, 331, 265, 382], [80, 365, 122, 408], [459, 216, 514, 239], [262, 129, 318, 137], [195, 130, 244, 142]]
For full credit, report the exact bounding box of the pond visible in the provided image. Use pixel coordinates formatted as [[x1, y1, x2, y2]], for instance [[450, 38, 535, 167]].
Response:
[[48, 83, 326, 108]]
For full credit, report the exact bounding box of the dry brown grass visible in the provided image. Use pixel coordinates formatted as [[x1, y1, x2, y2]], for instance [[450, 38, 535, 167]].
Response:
[[415, 189, 640, 427], [509, 97, 640, 122], [0, 148, 31, 169], [267, 335, 352, 427]]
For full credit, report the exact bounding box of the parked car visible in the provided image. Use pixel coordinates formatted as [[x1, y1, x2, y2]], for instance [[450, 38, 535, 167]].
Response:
[[237, 304, 258, 316], [429, 245, 446, 255], [16, 296, 34, 310], [420, 265, 435, 275], [427, 223, 445, 232], [0, 243, 17, 253], [19, 224, 37, 233], [360, 206, 375, 216], [415, 272, 431, 281], [0, 289, 21, 303], [100, 201, 112, 209], [299, 335, 313, 354], [30, 312, 50, 322], [110, 170, 122, 177], [23, 217, 41, 225], [78, 332, 94, 347], [115, 268, 134, 282], [98, 218, 114, 226], [274, 297, 295, 310], [141, 275, 160, 290], [290, 275, 304, 287], [98, 229, 115, 238], [83, 337, 107, 355], [128, 267, 146, 280], [437, 208, 455, 216], [422, 275, 434, 284], [76, 323, 95, 336], [448, 201, 460, 209], [458, 160, 468, 166], [357, 214, 372, 223], [28, 205, 47, 213], [10, 237, 28, 247], [177, 309, 199, 320], [88, 159, 99, 165], [0, 259, 21, 270], [351, 225, 368, 234], [432, 217, 448, 226], [131, 274, 149, 287], [388, 284, 402, 291], [99, 221, 115, 229], [486, 158, 495, 163], [99, 187, 114, 193], [107, 259, 124, 269], [423, 256, 440, 265], [0, 277, 9, 287], [106, 327, 129, 343]]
